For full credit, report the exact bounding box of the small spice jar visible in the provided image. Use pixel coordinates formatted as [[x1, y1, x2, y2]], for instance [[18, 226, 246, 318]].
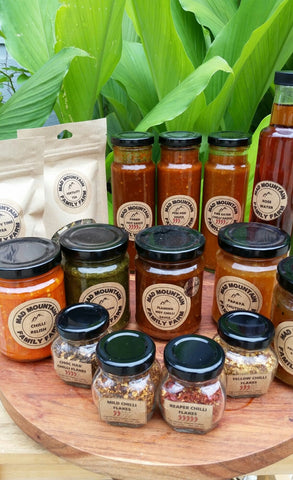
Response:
[[60, 223, 129, 331], [0, 237, 66, 362], [157, 131, 202, 230], [92, 330, 161, 427], [51, 303, 109, 388], [159, 334, 226, 434], [135, 225, 205, 340], [111, 131, 155, 272], [201, 131, 251, 271], [212, 222, 290, 322], [214, 311, 278, 397], [271, 256, 293, 386]]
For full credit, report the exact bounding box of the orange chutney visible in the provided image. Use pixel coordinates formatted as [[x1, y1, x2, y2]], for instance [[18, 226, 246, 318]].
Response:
[[0, 238, 66, 361]]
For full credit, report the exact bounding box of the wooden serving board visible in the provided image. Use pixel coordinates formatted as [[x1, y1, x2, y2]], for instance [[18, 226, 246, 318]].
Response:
[[0, 271, 292, 480]]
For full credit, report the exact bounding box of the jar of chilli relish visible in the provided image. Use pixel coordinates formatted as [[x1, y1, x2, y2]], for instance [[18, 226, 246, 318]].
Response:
[[159, 334, 226, 434], [135, 225, 205, 340], [212, 222, 290, 322], [0, 237, 66, 362], [271, 256, 293, 386], [60, 223, 129, 331]]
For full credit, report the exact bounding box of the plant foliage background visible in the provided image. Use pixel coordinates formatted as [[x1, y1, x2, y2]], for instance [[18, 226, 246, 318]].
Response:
[[0, 0, 292, 219]]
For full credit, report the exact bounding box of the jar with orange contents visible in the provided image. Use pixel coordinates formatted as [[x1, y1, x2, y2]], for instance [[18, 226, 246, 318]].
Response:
[[0, 237, 66, 361]]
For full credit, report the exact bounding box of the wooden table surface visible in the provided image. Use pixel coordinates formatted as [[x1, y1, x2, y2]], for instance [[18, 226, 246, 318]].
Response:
[[0, 271, 292, 480]]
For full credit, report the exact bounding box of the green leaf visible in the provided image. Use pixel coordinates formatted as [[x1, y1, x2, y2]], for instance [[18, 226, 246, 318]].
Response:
[[0, 47, 88, 140], [102, 78, 142, 131]]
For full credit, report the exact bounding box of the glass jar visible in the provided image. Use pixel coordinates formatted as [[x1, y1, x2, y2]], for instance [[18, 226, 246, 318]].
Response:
[[0, 237, 66, 361], [250, 70, 293, 236], [159, 334, 226, 434], [111, 131, 155, 272], [201, 131, 251, 271], [51, 303, 109, 388], [157, 131, 202, 230], [60, 223, 129, 331], [214, 311, 277, 398], [135, 225, 205, 340], [271, 256, 293, 386], [92, 330, 161, 427], [212, 222, 290, 322]]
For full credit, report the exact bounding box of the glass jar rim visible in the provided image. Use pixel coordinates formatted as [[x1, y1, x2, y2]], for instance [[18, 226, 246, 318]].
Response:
[[159, 130, 202, 147], [208, 130, 252, 147], [111, 131, 154, 147]]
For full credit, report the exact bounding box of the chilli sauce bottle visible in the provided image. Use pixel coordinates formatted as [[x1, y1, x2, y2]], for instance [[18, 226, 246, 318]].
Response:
[[250, 70, 293, 237], [157, 131, 202, 229], [111, 132, 155, 272], [201, 131, 251, 271]]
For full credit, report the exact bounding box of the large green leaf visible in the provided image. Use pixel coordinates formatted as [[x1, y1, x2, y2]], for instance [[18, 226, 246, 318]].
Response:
[[0, 0, 59, 72], [0, 47, 88, 139], [55, 0, 126, 122]]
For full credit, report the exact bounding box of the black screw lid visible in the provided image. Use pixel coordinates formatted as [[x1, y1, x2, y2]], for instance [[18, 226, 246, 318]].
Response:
[[59, 223, 128, 261], [218, 222, 290, 259], [277, 256, 293, 294], [159, 131, 202, 147], [274, 70, 293, 86], [164, 334, 225, 382], [217, 311, 275, 350], [0, 237, 61, 280], [111, 131, 154, 147], [208, 131, 252, 148], [56, 303, 109, 341], [96, 330, 156, 376], [135, 225, 205, 262]]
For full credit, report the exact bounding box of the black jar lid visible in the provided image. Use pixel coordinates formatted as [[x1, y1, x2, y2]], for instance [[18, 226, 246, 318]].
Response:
[[56, 303, 109, 341], [164, 334, 225, 382], [135, 225, 205, 262], [277, 256, 293, 294], [218, 222, 290, 259], [111, 131, 154, 147], [274, 70, 293, 86], [59, 223, 128, 261], [0, 237, 61, 280], [217, 311, 275, 350], [159, 131, 202, 147], [208, 131, 252, 148], [96, 330, 155, 376]]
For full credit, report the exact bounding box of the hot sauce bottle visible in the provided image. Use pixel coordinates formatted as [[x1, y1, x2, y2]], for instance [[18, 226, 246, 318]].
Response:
[[201, 131, 251, 271], [157, 131, 202, 230], [111, 132, 155, 272], [250, 71, 293, 236]]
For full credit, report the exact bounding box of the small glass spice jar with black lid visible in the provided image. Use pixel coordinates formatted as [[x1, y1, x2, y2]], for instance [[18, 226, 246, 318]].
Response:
[[214, 310, 278, 397], [159, 334, 226, 434], [92, 330, 161, 427], [51, 303, 109, 388]]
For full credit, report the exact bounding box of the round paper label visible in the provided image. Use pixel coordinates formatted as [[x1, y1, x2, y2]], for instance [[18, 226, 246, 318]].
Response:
[[275, 321, 293, 375], [79, 282, 126, 326], [56, 172, 89, 210], [161, 195, 197, 228], [252, 180, 287, 221], [117, 201, 153, 240], [216, 276, 263, 314], [204, 196, 242, 235], [0, 201, 24, 241]]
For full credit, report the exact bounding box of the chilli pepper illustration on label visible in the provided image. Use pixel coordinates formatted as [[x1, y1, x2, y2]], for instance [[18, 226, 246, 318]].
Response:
[[161, 195, 197, 228], [204, 196, 242, 235], [117, 201, 153, 241]]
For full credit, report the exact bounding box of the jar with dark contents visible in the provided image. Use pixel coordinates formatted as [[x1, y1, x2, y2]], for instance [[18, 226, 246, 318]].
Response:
[[135, 225, 205, 340], [271, 256, 293, 386], [214, 311, 277, 397], [157, 131, 202, 230], [60, 223, 129, 331], [92, 330, 161, 427], [159, 334, 226, 434], [51, 303, 109, 388], [212, 222, 290, 322]]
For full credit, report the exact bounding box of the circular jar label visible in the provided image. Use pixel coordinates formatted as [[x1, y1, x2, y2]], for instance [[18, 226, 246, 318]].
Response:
[[8, 298, 60, 349], [252, 180, 288, 221], [79, 282, 126, 327], [216, 276, 263, 315], [56, 171, 89, 211], [275, 321, 293, 375], [117, 201, 153, 240], [161, 195, 197, 228], [0, 201, 24, 242], [142, 283, 191, 331], [204, 196, 242, 235]]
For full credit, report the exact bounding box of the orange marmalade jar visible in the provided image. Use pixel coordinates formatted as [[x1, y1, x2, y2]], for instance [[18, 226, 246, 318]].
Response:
[[212, 223, 290, 323], [0, 237, 66, 361], [111, 131, 155, 272], [201, 131, 251, 271], [157, 131, 202, 229]]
